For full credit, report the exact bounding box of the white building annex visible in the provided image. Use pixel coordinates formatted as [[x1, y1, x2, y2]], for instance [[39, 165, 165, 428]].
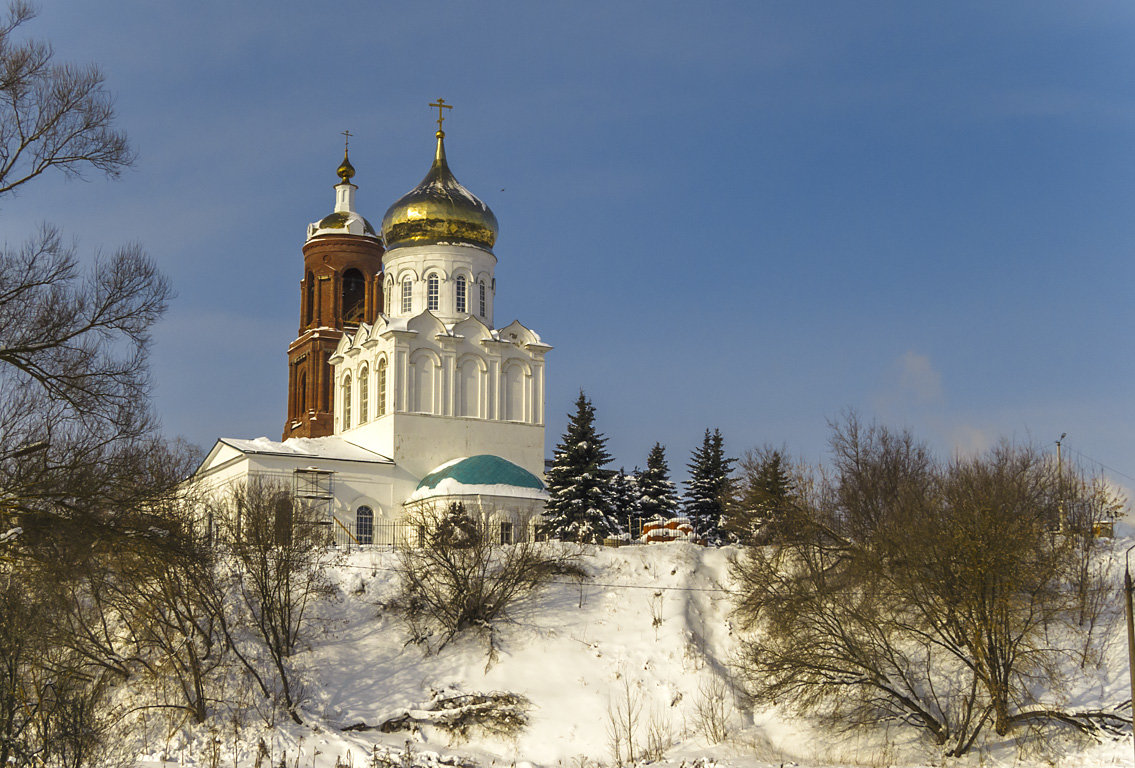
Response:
[[192, 105, 551, 544]]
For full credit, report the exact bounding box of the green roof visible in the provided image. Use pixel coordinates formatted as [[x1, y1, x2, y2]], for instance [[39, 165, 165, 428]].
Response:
[[416, 455, 544, 491]]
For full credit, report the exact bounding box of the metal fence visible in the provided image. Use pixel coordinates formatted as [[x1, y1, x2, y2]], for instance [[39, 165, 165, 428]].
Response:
[[326, 516, 699, 552], [329, 519, 421, 552]]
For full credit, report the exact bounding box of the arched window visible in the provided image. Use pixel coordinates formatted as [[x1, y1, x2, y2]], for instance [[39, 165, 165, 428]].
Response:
[[401, 278, 412, 314], [377, 358, 387, 416], [456, 275, 467, 313], [305, 271, 314, 327], [297, 370, 307, 415], [342, 268, 365, 324], [274, 494, 293, 546], [342, 373, 352, 429], [358, 364, 369, 424], [427, 274, 439, 311], [383, 281, 391, 315], [479, 280, 486, 317], [356, 505, 374, 545]]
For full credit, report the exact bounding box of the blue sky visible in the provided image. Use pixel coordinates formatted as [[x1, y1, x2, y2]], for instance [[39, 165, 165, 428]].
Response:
[[4, 1, 1135, 488]]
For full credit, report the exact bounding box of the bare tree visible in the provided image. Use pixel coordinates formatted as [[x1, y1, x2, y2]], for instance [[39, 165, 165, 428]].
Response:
[[209, 478, 333, 725], [395, 503, 584, 658], [732, 418, 1127, 756], [0, 3, 180, 762], [1062, 469, 1124, 660], [0, 1, 134, 196], [131, 526, 227, 725], [0, 0, 156, 506], [58, 459, 228, 726]]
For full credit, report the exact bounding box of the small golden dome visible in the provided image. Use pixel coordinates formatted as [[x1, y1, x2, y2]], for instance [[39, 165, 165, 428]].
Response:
[[381, 131, 498, 251], [337, 152, 356, 185]]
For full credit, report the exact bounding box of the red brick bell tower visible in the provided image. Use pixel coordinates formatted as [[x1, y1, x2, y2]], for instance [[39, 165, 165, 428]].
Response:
[[284, 146, 384, 439]]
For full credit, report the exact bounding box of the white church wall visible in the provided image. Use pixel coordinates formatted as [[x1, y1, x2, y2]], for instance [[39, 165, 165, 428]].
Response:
[[334, 320, 546, 436], [390, 413, 545, 480], [383, 243, 497, 326], [404, 494, 545, 543], [192, 444, 418, 530], [456, 354, 484, 418]]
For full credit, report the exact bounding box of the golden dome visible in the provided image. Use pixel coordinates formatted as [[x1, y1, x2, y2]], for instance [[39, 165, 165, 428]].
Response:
[[381, 131, 498, 251], [305, 148, 377, 241], [337, 152, 355, 184]]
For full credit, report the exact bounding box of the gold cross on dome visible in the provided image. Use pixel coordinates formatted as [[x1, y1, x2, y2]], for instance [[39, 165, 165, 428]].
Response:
[[341, 129, 352, 152], [429, 98, 453, 133]]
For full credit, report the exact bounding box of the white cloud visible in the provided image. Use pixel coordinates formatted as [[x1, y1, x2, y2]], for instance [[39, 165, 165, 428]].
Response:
[[897, 350, 943, 405], [946, 424, 994, 458]]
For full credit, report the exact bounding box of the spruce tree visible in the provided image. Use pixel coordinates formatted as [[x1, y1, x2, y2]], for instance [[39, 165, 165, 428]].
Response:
[[637, 443, 679, 521], [542, 391, 618, 543], [608, 467, 639, 534], [683, 428, 735, 544], [724, 449, 796, 544]]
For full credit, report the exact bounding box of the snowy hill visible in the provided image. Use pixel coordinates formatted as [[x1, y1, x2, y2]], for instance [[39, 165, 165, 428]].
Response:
[[137, 540, 1134, 768]]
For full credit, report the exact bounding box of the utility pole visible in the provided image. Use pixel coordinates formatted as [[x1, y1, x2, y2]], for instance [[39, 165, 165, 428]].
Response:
[[1126, 544, 1135, 766], [1056, 433, 1066, 529]]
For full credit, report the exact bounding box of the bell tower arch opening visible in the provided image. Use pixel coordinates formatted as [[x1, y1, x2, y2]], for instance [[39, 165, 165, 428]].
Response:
[[342, 268, 365, 325]]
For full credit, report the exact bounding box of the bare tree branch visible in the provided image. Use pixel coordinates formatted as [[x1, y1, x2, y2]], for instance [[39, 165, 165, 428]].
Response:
[[0, 1, 133, 197]]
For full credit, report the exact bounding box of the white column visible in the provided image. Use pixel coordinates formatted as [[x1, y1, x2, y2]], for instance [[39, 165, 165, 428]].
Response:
[[488, 356, 500, 421], [395, 347, 408, 412], [533, 359, 545, 425]]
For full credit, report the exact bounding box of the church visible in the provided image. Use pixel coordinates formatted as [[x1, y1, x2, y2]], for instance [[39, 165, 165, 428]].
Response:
[[191, 103, 551, 545]]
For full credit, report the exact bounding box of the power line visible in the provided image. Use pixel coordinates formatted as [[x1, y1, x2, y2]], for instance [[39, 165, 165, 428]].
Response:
[[1066, 446, 1135, 486], [314, 555, 737, 594]]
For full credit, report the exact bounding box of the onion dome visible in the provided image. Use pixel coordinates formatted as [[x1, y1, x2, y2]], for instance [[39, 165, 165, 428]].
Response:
[[336, 152, 355, 184], [381, 131, 498, 251], [306, 150, 377, 240]]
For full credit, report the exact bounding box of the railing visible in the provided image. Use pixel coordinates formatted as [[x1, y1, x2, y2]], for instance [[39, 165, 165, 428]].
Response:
[[327, 516, 699, 552], [330, 520, 420, 552]]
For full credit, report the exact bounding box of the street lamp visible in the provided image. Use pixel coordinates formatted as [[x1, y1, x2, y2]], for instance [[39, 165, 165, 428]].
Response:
[[1, 440, 47, 461]]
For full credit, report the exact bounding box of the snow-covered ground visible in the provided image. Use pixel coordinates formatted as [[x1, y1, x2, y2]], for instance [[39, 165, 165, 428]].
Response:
[[135, 539, 1135, 768]]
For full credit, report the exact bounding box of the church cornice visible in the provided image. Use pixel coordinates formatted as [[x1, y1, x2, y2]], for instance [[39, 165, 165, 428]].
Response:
[[287, 327, 344, 354], [381, 328, 420, 340]]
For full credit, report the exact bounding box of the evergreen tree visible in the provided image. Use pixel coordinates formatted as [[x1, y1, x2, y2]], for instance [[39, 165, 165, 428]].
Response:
[[542, 391, 618, 543], [724, 448, 796, 544], [683, 428, 735, 544], [637, 443, 679, 520], [608, 467, 639, 534]]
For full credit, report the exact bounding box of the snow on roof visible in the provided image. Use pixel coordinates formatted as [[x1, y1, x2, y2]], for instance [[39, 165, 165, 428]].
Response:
[[407, 478, 549, 503], [428, 456, 468, 474], [408, 455, 547, 502], [334, 313, 548, 357], [219, 436, 392, 464]]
